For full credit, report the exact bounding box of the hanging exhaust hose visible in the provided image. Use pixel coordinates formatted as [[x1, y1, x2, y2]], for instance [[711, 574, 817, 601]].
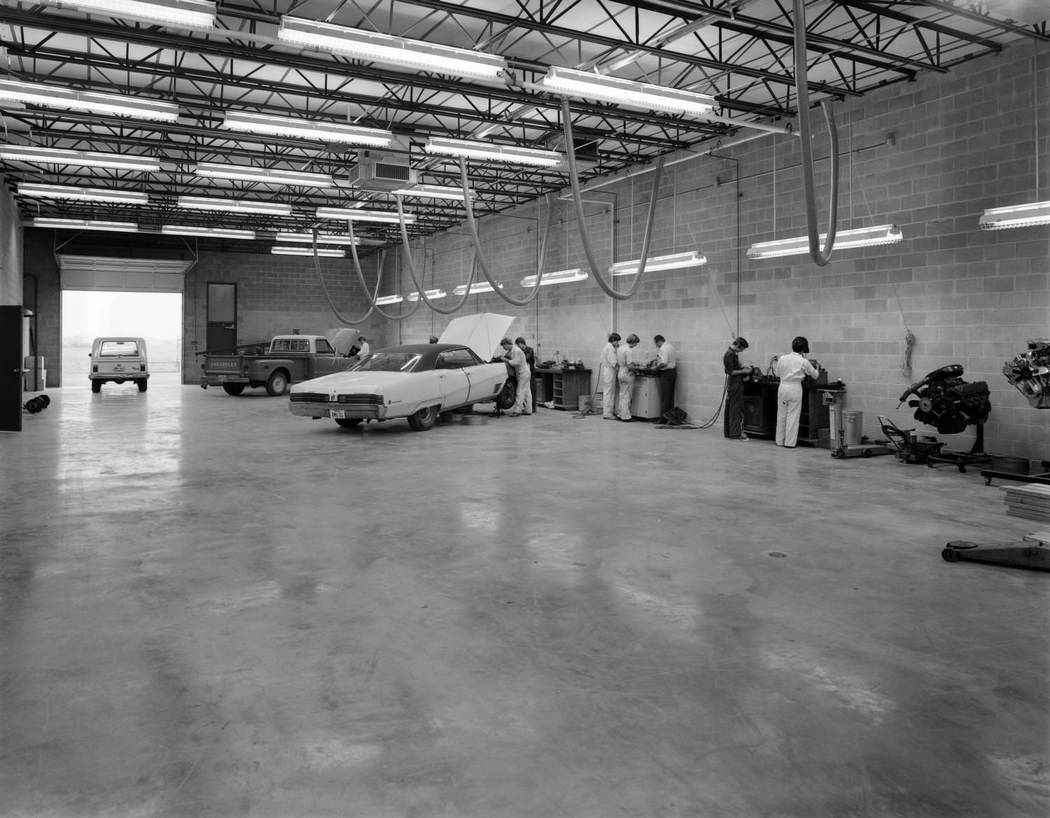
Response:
[[793, 0, 840, 266]]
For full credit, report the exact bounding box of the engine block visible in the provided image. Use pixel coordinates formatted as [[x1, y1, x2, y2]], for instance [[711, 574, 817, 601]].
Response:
[[1003, 338, 1050, 409]]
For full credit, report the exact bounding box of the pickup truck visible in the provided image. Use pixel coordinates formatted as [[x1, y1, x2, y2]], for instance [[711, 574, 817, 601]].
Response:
[[199, 334, 360, 396]]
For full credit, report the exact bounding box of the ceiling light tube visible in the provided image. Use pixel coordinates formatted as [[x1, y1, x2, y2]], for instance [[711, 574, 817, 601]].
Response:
[[406, 289, 447, 301], [0, 79, 179, 121], [746, 224, 903, 260], [51, 0, 216, 28], [271, 246, 346, 258], [221, 111, 394, 147], [275, 232, 361, 245], [194, 162, 334, 187], [315, 207, 416, 224], [520, 268, 588, 287], [978, 201, 1050, 230], [177, 196, 292, 216], [374, 295, 404, 305], [161, 225, 256, 240], [28, 218, 138, 232], [392, 184, 471, 201], [16, 182, 148, 204], [610, 250, 707, 276], [0, 145, 160, 171], [278, 17, 506, 80], [452, 281, 503, 295], [424, 137, 563, 168], [541, 67, 715, 116]]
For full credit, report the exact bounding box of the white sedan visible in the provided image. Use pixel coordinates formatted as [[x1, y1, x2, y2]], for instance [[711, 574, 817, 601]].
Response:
[[289, 343, 516, 431]]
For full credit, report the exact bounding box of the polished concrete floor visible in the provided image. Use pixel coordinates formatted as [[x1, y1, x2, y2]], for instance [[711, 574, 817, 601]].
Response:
[[2, 378, 1048, 818]]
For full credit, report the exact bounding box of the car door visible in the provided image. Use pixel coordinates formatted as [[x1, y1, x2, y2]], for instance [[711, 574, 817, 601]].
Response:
[[434, 349, 472, 408], [312, 338, 348, 376]]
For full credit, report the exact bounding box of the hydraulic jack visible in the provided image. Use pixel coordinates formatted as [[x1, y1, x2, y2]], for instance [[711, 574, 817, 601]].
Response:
[[943, 532, 1050, 571]]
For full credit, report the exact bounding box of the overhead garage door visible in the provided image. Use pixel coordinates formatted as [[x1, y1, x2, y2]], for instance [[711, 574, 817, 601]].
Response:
[[58, 255, 192, 292]]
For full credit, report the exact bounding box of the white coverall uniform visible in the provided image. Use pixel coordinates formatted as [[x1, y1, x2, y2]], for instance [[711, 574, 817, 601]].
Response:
[[774, 352, 819, 447], [505, 345, 532, 415], [599, 342, 619, 418], [615, 344, 635, 420]]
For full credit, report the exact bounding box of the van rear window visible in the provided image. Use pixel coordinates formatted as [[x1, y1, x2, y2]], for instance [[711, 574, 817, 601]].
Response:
[[99, 341, 140, 357]]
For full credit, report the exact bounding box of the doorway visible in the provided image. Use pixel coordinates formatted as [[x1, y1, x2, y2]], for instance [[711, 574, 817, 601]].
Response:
[[62, 291, 184, 388]]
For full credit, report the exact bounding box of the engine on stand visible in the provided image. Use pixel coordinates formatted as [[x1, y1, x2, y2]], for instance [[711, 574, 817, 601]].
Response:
[[1003, 338, 1050, 409], [898, 364, 992, 471]]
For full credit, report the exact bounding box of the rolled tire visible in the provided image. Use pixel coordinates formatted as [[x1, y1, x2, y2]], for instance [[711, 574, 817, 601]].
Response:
[[496, 380, 517, 411], [266, 370, 289, 396], [335, 418, 362, 428], [137, 379, 147, 392], [222, 383, 246, 396], [407, 405, 439, 431], [91, 380, 102, 393]]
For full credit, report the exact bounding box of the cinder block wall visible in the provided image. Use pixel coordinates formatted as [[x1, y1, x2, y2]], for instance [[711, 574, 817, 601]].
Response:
[[394, 42, 1049, 459]]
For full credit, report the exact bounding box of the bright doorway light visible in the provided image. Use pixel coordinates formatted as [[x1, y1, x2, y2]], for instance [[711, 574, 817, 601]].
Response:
[[61, 290, 183, 387]]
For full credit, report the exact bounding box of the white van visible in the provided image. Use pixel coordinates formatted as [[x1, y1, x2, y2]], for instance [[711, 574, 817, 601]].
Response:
[[89, 337, 150, 393]]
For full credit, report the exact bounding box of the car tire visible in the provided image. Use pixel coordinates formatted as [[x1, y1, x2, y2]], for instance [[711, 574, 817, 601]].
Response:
[[137, 379, 148, 392], [335, 418, 362, 428], [91, 380, 102, 393], [222, 383, 246, 396], [266, 370, 289, 396], [407, 405, 439, 431], [496, 380, 517, 411]]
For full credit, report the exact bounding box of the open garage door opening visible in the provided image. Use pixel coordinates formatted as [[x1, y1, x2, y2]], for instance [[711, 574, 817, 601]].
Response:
[[62, 291, 183, 390]]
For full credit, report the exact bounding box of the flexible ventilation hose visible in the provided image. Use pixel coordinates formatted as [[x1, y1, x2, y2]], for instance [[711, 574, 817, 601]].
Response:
[[793, 0, 840, 266], [345, 221, 423, 321], [311, 232, 381, 325], [561, 97, 663, 299]]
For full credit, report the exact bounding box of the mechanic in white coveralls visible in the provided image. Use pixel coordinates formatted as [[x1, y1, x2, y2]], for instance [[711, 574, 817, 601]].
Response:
[[599, 333, 621, 419], [500, 337, 532, 416], [774, 335, 820, 447], [615, 334, 641, 421]]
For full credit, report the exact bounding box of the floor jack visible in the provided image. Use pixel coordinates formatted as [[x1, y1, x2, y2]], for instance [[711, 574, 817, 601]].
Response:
[[943, 532, 1050, 571], [820, 388, 895, 459]]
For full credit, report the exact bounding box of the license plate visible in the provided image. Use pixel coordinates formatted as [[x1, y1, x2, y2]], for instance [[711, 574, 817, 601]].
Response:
[[330, 409, 346, 419]]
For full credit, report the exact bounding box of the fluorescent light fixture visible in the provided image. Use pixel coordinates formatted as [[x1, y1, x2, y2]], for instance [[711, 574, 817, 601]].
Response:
[[221, 110, 393, 147], [51, 0, 216, 28], [541, 67, 715, 116], [520, 268, 588, 287], [177, 196, 292, 216], [374, 294, 404, 305], [16, 182, 148, 204], [161, 225, 256, 240], [271, 246, 346, 258], [315, 207, 416, 224], [0, 145, 160, 171], [0, 79, 179, 121], [610, 250, 707, 276], [194, 162, 334, 187], [28, 217, 138, 232], [452, 281, 503, 295], [392, 184, 471, 201], [278, 17, 506, 80], [978, 201, 1050, 230], [424, 137, 563, 168], [746, 224, 903, 260], [275, 232, 360, 245], [406, 289, 447, 301]]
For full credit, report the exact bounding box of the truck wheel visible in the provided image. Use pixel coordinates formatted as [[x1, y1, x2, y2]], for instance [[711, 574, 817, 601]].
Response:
[[137, 379, 148, 392], [407, 405, 439, 431], [91, 381, 102, 393], [335, 418, 362, 428], [222, 383, 246, 396], [266, 370, 289, 396]]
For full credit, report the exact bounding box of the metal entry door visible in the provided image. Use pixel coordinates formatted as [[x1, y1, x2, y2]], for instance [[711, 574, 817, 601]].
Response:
[[0, 306, 24, 432], [206, 283, 236, 354]]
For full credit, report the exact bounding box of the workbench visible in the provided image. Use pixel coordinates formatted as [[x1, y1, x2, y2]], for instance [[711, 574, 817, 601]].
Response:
[[534, 367, 592, 411], [630, 371, 663, 420], [742, 371, 830, 445]]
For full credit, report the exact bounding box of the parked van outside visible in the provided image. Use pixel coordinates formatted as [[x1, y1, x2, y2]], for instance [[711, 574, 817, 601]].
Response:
[[90, 337, 149, 392]]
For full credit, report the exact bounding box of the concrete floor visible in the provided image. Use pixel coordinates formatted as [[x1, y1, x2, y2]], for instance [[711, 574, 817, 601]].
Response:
[[2, 379, 1048, 818]]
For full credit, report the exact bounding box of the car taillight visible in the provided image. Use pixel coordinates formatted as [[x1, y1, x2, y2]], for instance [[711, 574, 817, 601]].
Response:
[[92, 365, 98, 372], [140, 364, 146, 371]]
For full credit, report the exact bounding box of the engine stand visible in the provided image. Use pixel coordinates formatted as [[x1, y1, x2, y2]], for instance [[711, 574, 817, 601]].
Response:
[[943, 532, 1050, 571], [926, 423, 992, 472]]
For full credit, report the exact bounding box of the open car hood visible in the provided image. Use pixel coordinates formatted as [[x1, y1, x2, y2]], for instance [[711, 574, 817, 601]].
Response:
[[325, 327, 363, 356], [438, 313, 514, 360]]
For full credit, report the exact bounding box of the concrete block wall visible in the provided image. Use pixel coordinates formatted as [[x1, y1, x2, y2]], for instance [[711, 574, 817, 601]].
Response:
[[394, 42, 1049, 460]]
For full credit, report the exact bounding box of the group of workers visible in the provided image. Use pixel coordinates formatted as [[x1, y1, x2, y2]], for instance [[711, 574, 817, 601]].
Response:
[[598, 333, 677, 422], [723, 335, 820, 448]]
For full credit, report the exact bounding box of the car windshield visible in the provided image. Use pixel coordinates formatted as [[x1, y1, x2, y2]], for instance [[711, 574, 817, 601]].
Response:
[[99, 341, 140, 357], [355, 352, 421, 372]]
